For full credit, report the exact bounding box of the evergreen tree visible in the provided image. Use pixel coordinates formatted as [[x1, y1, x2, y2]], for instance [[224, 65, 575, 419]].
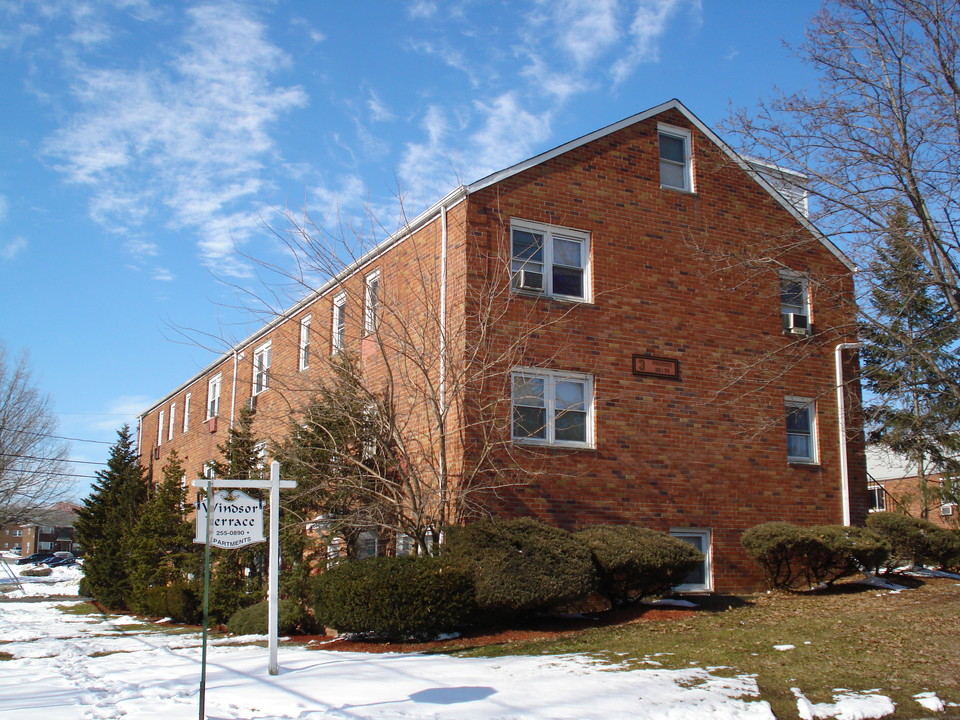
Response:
[[861, 205, 960, 517], [128, 451, 198, 607], [75, 426, 149, 608]]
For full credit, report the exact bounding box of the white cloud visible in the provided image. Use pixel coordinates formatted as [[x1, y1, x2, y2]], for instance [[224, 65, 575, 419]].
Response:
[[151, 267, 174, 282], [1, 237, 27, 261], [467, 93, 553, 179], [85, 394, 155, 433], [367, 90, 395, 123], [42, 2, 307, 277], [611, 0, 700, 83], [0, 194, 7, 221]]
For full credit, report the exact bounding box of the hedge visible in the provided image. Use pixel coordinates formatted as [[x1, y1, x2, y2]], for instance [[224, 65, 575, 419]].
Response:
[[313, 555, 475, 641], [443, 518, 597, 616], [866, 512, 960, 571], [741, 522, 889, 590], [133, 583, 202, 624], [227, 599, 316, 636], [574, 525, 703, 604]]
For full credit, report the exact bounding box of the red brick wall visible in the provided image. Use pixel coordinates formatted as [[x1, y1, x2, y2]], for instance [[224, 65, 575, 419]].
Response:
[[457, 109, 865, 593]]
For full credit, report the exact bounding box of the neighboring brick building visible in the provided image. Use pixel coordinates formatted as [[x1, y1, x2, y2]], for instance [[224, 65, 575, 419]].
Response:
[[0, 503, 79, 556], [867, 447, 959, 529], [138, 99, 867, 593]]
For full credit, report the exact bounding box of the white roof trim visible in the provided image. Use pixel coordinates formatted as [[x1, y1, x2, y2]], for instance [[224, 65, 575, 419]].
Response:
[[467, 98, 856, 273]]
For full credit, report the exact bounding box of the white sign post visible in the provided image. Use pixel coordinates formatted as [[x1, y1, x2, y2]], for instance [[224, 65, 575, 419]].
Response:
[[193, 461, 296, 676]]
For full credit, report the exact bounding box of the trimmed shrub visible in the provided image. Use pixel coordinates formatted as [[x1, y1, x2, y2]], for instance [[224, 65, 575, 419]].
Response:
[[443, 518, 597, 616], [865, 512, 960, 571], [921, 528, 960, 571], [313, 555, 475, 641], [574, 525, 703, 604], [134, 583, 201, 624], [20, 567, 52, 578], [741, 522, 888, 590], [227, 599, 316, 636]]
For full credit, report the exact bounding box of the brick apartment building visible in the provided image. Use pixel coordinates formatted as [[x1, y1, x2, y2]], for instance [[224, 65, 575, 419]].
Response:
[[137, 99, 868, 594], [0, 503, 79, 556], [867, 447, 959, 529]]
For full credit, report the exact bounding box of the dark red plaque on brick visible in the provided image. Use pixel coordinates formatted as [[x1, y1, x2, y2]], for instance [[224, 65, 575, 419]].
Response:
[[632, 354, 680, 380]]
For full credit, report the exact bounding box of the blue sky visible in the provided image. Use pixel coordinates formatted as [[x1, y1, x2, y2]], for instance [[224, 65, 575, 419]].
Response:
[[0, 0, 825, 497]]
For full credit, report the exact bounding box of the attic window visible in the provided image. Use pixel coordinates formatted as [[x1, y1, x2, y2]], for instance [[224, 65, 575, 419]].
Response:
[[658, 124, 693, 192]]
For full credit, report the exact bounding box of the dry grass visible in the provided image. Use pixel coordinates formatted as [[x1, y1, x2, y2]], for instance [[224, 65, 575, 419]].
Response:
[[456, 577, 960, 719]]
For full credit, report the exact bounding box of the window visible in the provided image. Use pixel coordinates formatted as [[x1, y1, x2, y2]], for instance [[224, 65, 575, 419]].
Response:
[[183, 393, 191, 433], [510, 219, 590, 301], [13, 529, 22, 538], [157, 410, 165, 446], [356, 529, 378, 559], [299, 315, 312, 371], [207, 375, 222, 419], [364, 271, 380, 335], [168, 402, 176, 441], [253, 341, 271, 395], [203, 461, 216, 480], [670, 529, 712, 592], [868, 482, 886, 512], [659, 124, 693, 191], [39, 541, 53, 551], [396, 533, 415, 557], [512, 369, 593, 447], [332, 293, 346, 353], [780, 271, 811, 334], [786, 397, 817, 463]]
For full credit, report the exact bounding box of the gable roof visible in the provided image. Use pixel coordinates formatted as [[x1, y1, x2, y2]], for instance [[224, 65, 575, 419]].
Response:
[[467, 98, 856, 272]]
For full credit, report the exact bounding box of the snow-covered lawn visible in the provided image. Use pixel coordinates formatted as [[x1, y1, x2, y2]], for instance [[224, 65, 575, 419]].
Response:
[[1, 560, 946, 719]]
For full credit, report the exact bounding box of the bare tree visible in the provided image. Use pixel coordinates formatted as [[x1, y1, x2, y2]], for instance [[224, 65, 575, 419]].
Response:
[[724, 0, 960, 406], [0, 344, 73, 526], [244, 202, 580, 555]]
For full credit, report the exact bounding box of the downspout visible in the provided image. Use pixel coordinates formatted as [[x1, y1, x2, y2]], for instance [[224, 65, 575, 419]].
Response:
[[835, 342, 862, 526], [230, 349, 239, 428], [437, 203, 449, 540]]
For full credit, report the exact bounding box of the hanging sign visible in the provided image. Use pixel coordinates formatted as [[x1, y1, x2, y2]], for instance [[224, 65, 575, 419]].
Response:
[[194, 489, 265, 548]]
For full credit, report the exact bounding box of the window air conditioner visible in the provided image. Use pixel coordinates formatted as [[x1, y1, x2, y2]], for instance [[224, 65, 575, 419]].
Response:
[[941, 503, 956, 517], [246, 396, 257, 412], [783, 313, 810, 336], [517, 269, 544, 292]]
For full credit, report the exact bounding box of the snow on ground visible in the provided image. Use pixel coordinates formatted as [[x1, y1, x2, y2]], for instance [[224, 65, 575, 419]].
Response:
[[0, 559, 84, 596], [0, 597, 779, 720], [792, 688, 896, 720]]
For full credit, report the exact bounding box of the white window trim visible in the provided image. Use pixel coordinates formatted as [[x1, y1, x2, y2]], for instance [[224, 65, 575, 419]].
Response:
[[207, 374, 222, 420], [332, 292, 346, 353], [670, 528, 712, 592], [658, 123, 694, 193], [299, 315, 312, 371], [786, 396, 819, 464], [157, 410, 165, 446], [183, 393, 191, 433], [364, 270, 381, 335], [511, 367, 594, 449], [168, 402, 176, 442], [510, 218, 591, 303], [253, 341, 272, 396]]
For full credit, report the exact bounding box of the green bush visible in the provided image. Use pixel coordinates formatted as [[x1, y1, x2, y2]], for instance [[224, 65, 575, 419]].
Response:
[[741, 522, 888, 590], [574, 525, 703, 604], [922, 528, 960, 571], [227, 599, 316, 636], [313, 555, 475, 641], [865, 512, 960, 571], [443, 518, 597, 616], [133, 583, 201, 624]]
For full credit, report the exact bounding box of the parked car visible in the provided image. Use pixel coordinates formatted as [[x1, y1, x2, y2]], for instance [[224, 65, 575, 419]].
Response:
[[17, 552, 55, 565], [43, 552, 76, 568]]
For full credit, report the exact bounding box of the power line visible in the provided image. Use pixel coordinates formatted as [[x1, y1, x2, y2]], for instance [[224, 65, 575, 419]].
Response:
[[1, 465, 98, 480], [0, 426, 115, 445], [0, 452, 107, 466]]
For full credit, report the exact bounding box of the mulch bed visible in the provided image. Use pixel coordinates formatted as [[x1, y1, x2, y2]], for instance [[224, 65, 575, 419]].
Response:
[[296, 604, 696, 654]]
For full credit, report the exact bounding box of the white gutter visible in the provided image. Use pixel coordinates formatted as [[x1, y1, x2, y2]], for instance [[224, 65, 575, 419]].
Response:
[[438, 203, 449, 527], [835, 342, 862, 525]]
